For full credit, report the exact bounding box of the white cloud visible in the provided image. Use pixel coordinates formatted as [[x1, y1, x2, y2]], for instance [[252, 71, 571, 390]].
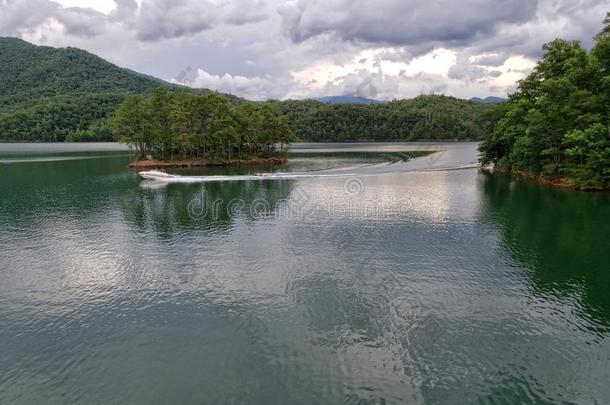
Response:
[[448, 54, 502, 82], [173, 69, 289, 101]]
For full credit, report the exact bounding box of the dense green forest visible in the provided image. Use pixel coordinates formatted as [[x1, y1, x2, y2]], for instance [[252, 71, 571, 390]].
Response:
[[0, 38, 168, 107], [270, 95, 491, 141], [0, 37, 238, 142], [112, 87, 296, 161], [480, 14, 610, 189], [0, 37, 492, 143]]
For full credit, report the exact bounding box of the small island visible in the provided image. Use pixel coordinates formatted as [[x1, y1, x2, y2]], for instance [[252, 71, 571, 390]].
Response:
[[112, 87, 297, 168]]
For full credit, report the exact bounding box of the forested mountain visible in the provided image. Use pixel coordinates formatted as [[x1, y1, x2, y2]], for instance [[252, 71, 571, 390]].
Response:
[[0, 37, 166, 109], [480, 13, 610, 189], [0, 37, 491, 142], [271, 95, 491, 141], [0, 38, 238, 141]]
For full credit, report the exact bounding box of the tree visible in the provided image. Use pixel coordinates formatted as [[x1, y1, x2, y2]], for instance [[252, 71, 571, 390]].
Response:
[[111, 87, 295, 162], [479, 14, 610, 189], [562, 124, 610, 189], [111, 95, 150, 159]]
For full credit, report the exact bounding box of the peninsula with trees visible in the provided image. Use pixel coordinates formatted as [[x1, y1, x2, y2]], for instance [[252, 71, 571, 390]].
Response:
[[480, 13, 610, 190]]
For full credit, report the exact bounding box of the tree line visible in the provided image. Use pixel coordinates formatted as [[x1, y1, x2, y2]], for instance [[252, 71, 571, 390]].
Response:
[[0, 92, 492, 143], [111, 87, 297, 161], [270, 95, 491, 142], [0, 38, 493, 144], [0, 37, 239, 142], [0, 93, 121, 142], [480, 13, 610, 189]]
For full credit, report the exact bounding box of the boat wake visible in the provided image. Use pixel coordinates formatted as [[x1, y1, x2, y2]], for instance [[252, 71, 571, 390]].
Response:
[[139, 142, 480, 185]]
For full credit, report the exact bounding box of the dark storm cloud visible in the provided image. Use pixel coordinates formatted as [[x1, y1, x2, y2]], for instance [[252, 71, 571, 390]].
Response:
[[463, 0, 609, 58], [135, 0, 268, 41], [1, 0, 609, 100], [377, 45, 435, 63], [0, 0, 269, 42], [278, 0, 539, 47]]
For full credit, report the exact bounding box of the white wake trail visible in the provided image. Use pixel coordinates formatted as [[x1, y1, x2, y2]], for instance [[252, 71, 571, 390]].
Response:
[[139, 142, 481, 185]]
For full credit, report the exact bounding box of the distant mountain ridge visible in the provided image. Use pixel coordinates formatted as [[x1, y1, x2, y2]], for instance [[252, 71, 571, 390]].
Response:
[[470, 96, 506, 104], [315, 96, 383, 105]]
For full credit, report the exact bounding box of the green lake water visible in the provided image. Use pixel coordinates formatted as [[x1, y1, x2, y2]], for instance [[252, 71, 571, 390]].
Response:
[[0, 143, 609, 404]]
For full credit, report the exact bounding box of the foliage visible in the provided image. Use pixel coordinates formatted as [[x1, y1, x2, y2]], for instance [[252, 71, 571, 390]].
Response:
[[0, 93, 125, 142], [562, 124, 610, 189], [111, 88, 297, 161], [268, 95, 492, 142], [480, 13, 610, 189], [0, 37, 161, 109], [0, 37, 239, 142], [0, 37, 494, 144]]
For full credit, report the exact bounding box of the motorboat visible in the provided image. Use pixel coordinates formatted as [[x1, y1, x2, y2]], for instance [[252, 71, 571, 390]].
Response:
[[136, 168, 292, 183], [138, 170, 177, 181]]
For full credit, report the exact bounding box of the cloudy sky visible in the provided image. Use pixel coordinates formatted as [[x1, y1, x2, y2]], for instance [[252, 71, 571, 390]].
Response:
[[1, 0, 608, 100]]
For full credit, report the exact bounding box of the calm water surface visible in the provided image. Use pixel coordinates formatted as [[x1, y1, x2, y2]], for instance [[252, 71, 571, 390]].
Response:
[[0, 143, 609, 404]]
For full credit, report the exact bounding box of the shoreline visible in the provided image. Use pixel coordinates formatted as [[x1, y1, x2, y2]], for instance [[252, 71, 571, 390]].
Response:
[[128, 156, 288, 169], [489, 166, 607, 191]]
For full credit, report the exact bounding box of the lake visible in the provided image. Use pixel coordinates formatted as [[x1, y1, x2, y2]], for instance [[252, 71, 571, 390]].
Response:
[[1, 142, 609, 404]]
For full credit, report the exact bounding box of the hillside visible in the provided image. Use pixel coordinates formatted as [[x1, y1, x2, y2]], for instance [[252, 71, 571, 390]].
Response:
[[271, 95, 492, 141], [0, 38, 493, 143], [0, 38, 240, 141], [0, 37, 169, 110]]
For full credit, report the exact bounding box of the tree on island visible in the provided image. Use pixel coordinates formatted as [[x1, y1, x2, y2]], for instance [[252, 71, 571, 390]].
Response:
[[111, 87, 298, 162]]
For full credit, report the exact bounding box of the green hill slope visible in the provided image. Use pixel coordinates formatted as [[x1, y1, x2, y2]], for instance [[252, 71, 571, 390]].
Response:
[[0, 38, 240, 141], [0, 37, 167, 110], [271, 95, 492, 141], [0, 37, 491, 143]]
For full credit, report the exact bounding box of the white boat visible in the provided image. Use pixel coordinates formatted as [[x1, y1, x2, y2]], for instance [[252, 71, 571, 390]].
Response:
[[138, 169, 272, 183], [138, 170, 178, 181]]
